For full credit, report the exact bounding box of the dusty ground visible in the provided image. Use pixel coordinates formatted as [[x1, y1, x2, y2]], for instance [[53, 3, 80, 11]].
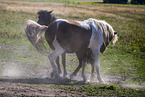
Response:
[[0, 73, 127, 96], [0, 39, 124, 96], [0, 79, 72, 96], [0, 0, 145, 96]]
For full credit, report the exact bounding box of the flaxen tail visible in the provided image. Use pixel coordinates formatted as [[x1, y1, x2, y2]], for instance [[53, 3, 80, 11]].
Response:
[[25, 20, 48, 52]]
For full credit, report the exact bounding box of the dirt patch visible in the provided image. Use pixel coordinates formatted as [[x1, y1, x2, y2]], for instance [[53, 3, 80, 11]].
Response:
[[0, 81, 70, 96]]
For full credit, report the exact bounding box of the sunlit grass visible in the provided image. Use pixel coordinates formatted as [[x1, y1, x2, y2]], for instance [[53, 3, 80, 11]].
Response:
[[1, 0, 145, 80], [0, 1, 145, 95]]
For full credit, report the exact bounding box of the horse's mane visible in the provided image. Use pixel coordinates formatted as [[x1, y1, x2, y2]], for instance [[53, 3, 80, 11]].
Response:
[[85, 18, 118, 45]]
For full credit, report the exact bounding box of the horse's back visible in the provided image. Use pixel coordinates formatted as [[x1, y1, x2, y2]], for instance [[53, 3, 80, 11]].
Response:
[[56, 20, 92, 52]]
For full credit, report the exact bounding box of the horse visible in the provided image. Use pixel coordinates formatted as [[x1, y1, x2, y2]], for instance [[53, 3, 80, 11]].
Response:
[[25, 10, 118, 83], [37, 10, 67, 77], [37, 10, 95, 80]]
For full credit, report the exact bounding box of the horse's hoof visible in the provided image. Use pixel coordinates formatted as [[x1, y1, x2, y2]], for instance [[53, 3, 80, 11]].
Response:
[[86, 80, 91, 83], [50, 71, 58, 78], [63, 72, 67, 78], [70, 74, 75, 80], [90, 75, 95, 82], [82, 75, 87, 83], [98, 79, 105, 84], [83, 79, 87, 83], [50, 73, 55, 78], [58, 70, 62, 74], [63, 75, 67, 78], [90, 77, 95, 82]]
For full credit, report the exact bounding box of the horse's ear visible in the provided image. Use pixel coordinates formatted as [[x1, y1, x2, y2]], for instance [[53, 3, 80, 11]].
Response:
[[48, 10, 53, 14]]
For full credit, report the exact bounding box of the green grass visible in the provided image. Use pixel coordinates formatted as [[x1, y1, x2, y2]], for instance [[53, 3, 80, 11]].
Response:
[[0, 1, 145, 96], [0, 8, 50, 77], [1, 0, 145, 82], [9, 0, 145, 7], [24, 83, 145, 96], [57, 83, 145, 96]]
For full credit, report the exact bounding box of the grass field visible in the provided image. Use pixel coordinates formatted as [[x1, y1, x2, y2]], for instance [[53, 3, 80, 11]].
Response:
[[0, 0, 145, 96]]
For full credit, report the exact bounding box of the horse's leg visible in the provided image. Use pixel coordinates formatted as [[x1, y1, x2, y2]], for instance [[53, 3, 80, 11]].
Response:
[[48, 38, 65, 79], [70, 59, 82, 80], [56, 56, 62, 74], [48, 52, 58, 78], [91, 49, 104, 83], [87, 49, 95, 82], [48, 51, 63, 79], [81, 59, 87, 82], [62, 53, 67, 77], [90, 62, 95, 82], [70, 52, 83, 79], [80, 51, 87, 82]]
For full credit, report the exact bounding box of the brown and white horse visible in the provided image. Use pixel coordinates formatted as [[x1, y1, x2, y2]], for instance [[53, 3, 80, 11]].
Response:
[[36, 10, 67, 77], [25, 10, 118, 83], [36, 10, 95, 80]]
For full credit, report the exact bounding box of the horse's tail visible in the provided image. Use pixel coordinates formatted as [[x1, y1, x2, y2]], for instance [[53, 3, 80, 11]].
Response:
[[25, 20, 48, 52]]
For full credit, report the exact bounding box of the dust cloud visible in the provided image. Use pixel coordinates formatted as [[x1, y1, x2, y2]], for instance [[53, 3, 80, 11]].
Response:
[[2, 63, 23, 77]]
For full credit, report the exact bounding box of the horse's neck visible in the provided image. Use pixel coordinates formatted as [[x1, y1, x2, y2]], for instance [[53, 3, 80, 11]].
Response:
[[47, 16, 57, 26]]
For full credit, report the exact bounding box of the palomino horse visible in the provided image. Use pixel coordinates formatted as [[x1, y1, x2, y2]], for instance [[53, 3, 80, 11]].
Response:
[[25, 10, 118, 83]]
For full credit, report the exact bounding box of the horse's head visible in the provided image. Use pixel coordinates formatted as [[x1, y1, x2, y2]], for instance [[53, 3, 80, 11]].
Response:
[[37, 10, 57, 26], [99, 20, 118, 53]]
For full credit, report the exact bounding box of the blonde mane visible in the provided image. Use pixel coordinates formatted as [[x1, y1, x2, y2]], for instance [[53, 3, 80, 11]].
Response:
[[85, 18, 118, 45]]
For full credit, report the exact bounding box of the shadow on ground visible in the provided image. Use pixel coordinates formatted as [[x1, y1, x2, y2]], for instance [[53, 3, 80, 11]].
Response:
[[0, 77, 86, 85]]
